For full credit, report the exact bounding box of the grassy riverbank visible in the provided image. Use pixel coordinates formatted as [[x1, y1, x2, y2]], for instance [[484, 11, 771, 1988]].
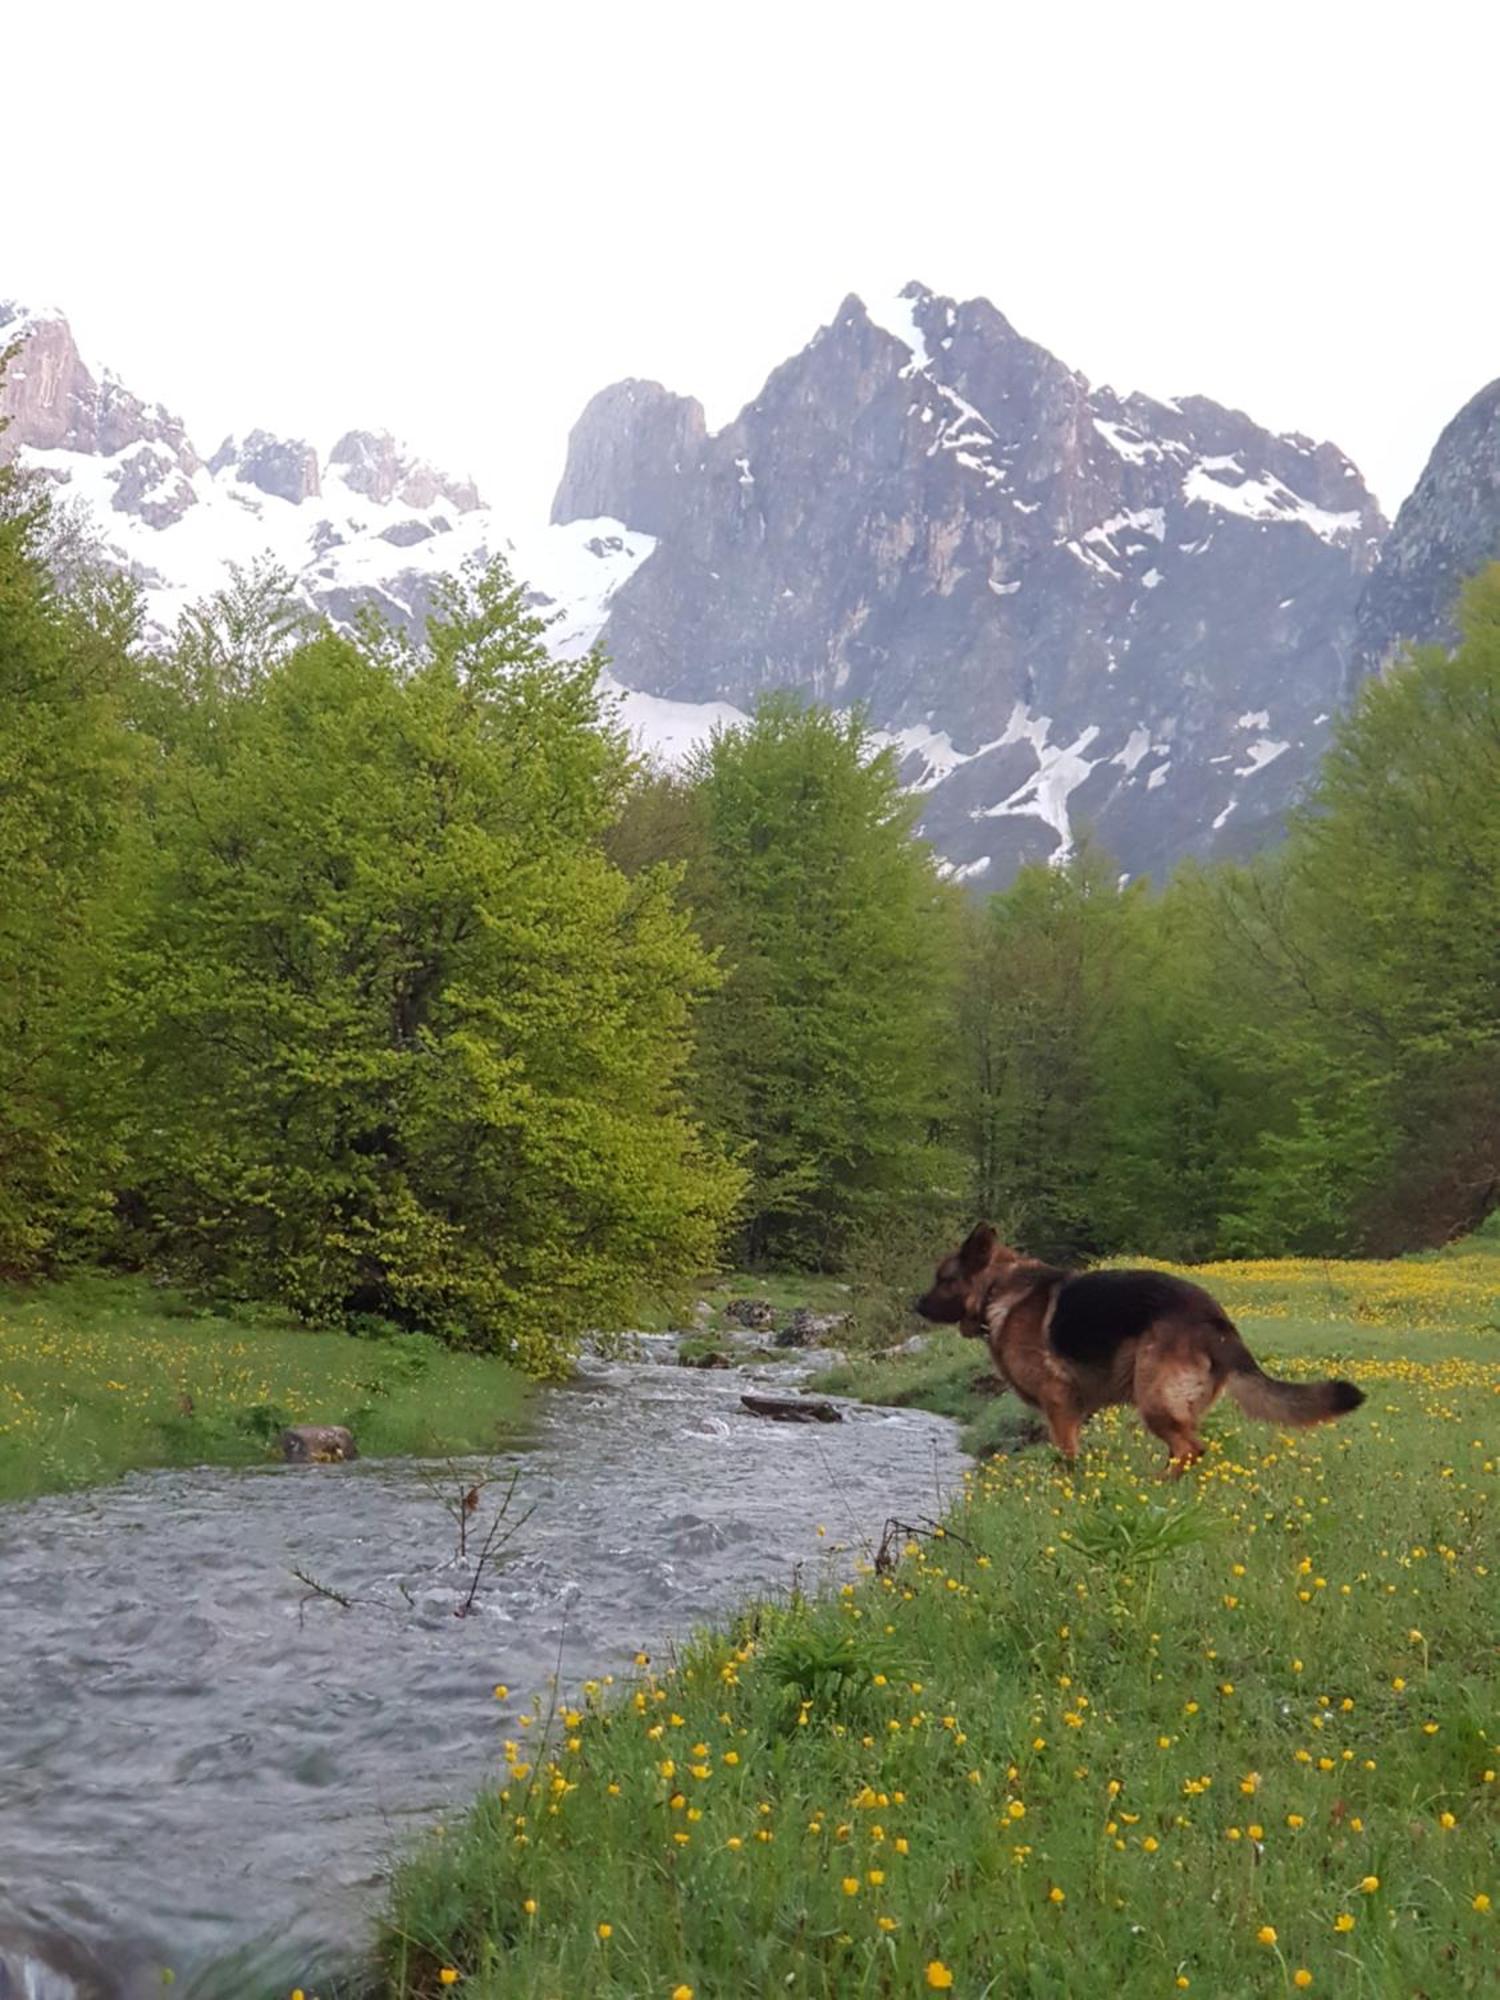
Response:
[[379, 1240, 1499, 1999], [0, 1274, 529, 1505], [812, 1226, 1500, 1455], [627, 1268, 861, 1335]]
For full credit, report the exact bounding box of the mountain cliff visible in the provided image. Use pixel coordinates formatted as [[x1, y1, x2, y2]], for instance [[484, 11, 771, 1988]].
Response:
[[1351, 375, 1500, 678], [554, 283, 1387, 883], [11, 286, 1496, 887]]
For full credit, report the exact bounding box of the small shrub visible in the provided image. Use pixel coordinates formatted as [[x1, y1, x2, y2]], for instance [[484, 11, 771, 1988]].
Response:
[[235, 1400, 293, 1444], [760, 1606, 914, 1726]]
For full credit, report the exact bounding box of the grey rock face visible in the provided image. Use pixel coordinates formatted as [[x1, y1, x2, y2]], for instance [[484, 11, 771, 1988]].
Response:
[[1351, 377, 1500, 680], [210, 429, 322, 504], [1, 302, 202, 527], [328, 428, 480, 515], [1, 301, 198, 473], [554, 283, 1387, 884], [551, 378, 708, 536]]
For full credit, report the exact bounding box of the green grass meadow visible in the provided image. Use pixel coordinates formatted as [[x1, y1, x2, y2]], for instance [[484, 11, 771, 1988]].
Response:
[[0, 1274, 529, 1504], [379, 1240, 1499, 1999]]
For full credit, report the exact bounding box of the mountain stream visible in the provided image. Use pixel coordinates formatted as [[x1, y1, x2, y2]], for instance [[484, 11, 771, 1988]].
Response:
[[0, 1347, 963, 1997]]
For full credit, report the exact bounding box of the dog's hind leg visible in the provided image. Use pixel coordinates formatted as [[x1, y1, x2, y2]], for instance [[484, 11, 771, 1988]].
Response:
[[1140, 1409, 1204, 1477], [1039, 1394, 1083, 1463], [1137, 1341, 1214, 1477]]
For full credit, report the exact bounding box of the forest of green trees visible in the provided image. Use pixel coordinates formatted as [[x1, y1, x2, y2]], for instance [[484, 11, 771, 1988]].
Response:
[[4, 433, 1498, 1373]]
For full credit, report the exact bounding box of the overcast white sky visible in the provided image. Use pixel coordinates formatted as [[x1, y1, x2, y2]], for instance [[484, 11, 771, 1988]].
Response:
[[7, 0, 1495, 523]]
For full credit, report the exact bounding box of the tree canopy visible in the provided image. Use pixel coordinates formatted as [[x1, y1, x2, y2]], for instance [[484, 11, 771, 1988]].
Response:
[[3, 435, 1497, 1340]]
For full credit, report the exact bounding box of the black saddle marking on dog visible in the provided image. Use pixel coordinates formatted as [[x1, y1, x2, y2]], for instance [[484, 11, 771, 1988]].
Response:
[[1047, 1270, 1223, 1367]]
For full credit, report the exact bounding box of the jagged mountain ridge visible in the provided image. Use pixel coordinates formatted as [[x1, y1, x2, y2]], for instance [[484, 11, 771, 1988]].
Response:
[[554, 283, 1389, 883], [7, 287, 1493, 887], [0, 300, 707, 742]]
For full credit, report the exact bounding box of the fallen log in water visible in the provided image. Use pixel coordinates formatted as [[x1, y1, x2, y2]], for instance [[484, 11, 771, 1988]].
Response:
[[739, 1392, 843, 1424]]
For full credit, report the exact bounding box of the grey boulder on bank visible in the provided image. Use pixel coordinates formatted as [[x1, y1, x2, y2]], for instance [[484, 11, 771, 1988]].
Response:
[[279, 1425, 359, 1463]]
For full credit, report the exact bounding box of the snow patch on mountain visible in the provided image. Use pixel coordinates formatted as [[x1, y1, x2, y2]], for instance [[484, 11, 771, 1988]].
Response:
[[938, 855, 993, 883], [1093, 416, 1162, 465], [975, 705, 1104, 859], [872, 723, 972, 793], [601, 675, 748, 763], [1234, 737, 1290, 778], [862, 285, 931, 374], [1112, 726, 1154, 773], [1183, 458, 1363, 545]]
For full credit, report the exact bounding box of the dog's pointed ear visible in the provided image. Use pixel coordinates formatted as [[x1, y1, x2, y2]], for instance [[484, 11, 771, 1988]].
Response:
[[958, 1223, 998, 1275]]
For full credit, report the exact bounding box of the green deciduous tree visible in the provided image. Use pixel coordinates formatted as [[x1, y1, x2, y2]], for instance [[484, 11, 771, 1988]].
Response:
[[688, 697, 960, 1268], [104, 561, 741, 1370], [0, 448, 141, 1271], [1221, 565, 1500, 1250]]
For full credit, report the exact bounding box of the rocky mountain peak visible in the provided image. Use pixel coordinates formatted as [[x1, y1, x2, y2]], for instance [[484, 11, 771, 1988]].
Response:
[[326, 428, 481, 516], [553, 281, 1386, 884], [1, 304, 201, 492], [1351, 375, 1500, 678], [209, 430, 323, 505], [10, 282, 1495, 892], [0, 293, 674, 722], [549, 379, 708, 536]]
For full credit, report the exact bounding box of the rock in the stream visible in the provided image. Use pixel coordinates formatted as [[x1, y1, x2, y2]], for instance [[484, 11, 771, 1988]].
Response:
[[279, 1424, 359, 1463], [679, 1347, 731, 1369], [725, 1296, 776, 1331], [740, 1392, 843, 1424], [775, 1307, 851, 1348], [887, 1333, 929, 1358]]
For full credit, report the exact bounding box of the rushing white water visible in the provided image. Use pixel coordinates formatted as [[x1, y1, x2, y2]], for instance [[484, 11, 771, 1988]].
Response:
[[0, 1352, 963, 1998]]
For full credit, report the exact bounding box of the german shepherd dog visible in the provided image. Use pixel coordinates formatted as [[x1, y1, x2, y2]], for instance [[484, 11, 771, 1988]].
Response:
[[915, 1224, 1365, 1473]]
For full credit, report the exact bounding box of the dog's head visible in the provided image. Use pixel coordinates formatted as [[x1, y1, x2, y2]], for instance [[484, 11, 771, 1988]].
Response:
[[913, 1223, 1020, 1338]]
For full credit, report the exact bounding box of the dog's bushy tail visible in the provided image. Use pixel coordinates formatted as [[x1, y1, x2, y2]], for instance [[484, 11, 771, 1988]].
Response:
[[1221, 1325, 1364, 1427]]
